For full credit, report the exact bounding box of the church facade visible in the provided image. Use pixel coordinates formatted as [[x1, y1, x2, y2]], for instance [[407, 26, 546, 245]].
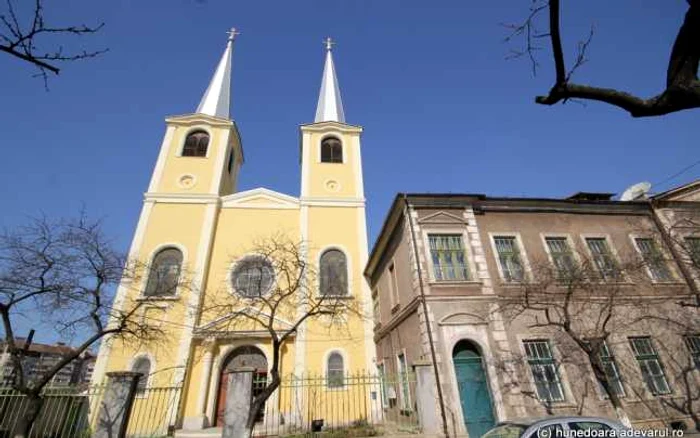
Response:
[[91, 33, 376, 431]]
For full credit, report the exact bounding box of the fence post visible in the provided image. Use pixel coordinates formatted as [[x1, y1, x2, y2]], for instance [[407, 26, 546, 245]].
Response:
[[222, 366, 254, 438], [93, 371, 141, 438], [413, 360, 441, 436]]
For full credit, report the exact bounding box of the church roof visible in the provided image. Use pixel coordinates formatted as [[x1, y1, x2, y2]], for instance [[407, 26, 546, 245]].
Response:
[[314, 38, 345, 123], [196, 28, 238, 119]]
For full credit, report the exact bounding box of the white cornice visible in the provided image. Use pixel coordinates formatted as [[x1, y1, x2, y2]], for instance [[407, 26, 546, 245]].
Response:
[[221, 187, 300, 209], [299, 121, 362, 134], [144, 192, 220, 204], [300, 197, 365, 207], [165, 113, 233, 128]]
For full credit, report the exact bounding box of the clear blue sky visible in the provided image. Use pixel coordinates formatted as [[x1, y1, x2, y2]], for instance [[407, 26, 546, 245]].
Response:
[[1, 1, 697, 342]]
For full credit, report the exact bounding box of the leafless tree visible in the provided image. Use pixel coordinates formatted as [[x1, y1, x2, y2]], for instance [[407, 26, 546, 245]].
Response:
[[199, 235, 363, 436], [0, 0, 106, 86], [0, 215, 167, 438], [497, 250, 674, 426], [506, 0, 699, 117]]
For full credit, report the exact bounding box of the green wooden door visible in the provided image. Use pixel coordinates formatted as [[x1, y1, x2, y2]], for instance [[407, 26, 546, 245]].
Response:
[[453, 342, 495, 438]]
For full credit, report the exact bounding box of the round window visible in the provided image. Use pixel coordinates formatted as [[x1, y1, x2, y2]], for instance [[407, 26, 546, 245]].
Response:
[[231, 256, 274, 297]]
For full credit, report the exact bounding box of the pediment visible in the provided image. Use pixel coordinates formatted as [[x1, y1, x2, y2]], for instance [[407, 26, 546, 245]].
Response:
[[197, 307, 294, 333], [438, 312, 488, 326], [222, 188, 299, 209], [418, 211, 466, 225]]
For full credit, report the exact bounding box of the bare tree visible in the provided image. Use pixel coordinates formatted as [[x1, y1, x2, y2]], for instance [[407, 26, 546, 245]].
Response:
[[506, 0, 699, 117], [0, 215, 166, 438], [497, 250, 666, 426], [0, 0, 106, 85], [199, 235, 363, 436]]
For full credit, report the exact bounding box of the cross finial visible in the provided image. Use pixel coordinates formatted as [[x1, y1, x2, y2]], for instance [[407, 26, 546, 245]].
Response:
[[324, 37, 335, 51], [227, 27, 240, 42]]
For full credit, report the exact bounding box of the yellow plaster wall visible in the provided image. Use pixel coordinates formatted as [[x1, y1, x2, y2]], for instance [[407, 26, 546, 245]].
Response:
[[304, 131, 360, 199]]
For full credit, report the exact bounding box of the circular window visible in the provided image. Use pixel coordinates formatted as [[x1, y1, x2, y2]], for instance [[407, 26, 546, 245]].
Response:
[[231, 256, 274, 297]]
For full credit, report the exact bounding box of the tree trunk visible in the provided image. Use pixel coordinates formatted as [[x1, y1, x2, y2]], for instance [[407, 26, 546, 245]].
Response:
[[588, 353, 631, 428], [12, 394, 44, 438]]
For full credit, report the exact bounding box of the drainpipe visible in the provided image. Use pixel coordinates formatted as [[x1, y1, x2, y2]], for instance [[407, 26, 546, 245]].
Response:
[[648, 200, 700, 306], [404, 195, 450, 438]]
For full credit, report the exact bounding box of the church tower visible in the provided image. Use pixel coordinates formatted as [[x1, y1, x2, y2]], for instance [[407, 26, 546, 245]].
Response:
[[92, 32, 376, 433]]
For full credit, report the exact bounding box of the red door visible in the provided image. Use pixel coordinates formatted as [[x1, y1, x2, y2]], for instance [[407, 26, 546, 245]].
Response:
[[214, 370, 267, 426]]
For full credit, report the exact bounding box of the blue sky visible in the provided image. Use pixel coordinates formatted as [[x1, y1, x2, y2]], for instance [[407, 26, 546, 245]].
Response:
[[1, 1, 697, 342]]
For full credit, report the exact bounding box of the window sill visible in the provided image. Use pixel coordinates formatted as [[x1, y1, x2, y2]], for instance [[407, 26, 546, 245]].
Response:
[[649, 281, 686, 286], [429, 280, 482, 287], [136, 296, 180, 302], [316, 295, 355, 300]]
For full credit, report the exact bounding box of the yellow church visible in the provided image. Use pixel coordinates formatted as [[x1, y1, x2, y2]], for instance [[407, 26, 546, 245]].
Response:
[[91, 31, 377, 435]]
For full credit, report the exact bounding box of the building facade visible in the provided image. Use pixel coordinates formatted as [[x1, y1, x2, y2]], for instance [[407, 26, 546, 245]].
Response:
[[92, 34, 375, 432], [365, 186, 700, 437]]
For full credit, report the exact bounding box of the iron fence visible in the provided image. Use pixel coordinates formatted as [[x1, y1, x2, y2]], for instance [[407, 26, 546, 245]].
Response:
[[125, 385, 181, 438], [0, 385, 104, 438], [251, 372, 421, 437]]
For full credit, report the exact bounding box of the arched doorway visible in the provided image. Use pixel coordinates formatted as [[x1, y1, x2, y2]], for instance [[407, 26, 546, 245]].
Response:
[[215, 345, 268, 426], [453, 340, 495, 438]]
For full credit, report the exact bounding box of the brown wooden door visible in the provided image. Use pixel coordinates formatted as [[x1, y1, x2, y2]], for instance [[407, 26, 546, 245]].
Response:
[[215, 371, 230, 426]]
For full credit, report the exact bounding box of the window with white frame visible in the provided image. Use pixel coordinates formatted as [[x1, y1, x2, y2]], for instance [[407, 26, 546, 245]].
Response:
[[685, 335, 700, 370], [377, 362, 389, 408], [428, 234, 469, 281], [397, 353, 411, 410], [629, 337, 671, 395], [493, 236, 525, 282], [592, 340, 625, 397], [635, 238, 672, 282], [326, 352, 344, 388], [523, 340, 565, 402], [585, 238, 621, 280], [545, 237, 577, 279], [144, 248, 183, 297]]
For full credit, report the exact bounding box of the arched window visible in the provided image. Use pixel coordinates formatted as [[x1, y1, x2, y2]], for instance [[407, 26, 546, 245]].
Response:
[[327, 352, 344, 388], [320, 249, 347, 296], [145, 248, 183, 296], [321, 137, 342, 163], [182, 130, 209, 157], [132, 356, 151, 394]]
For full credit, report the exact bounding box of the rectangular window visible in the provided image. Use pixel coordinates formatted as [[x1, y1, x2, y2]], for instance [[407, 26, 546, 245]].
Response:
[[397, 353, 411, 411], [377, 363, 389, 408], [545, 237, 577, 279], [493, 236, 525, 282], [372, 294, 381, 325], [388, 263, 399, 307], [685, 237, 700, 267], [635, 238, 672, 282], [596, 341, 625, 397], [586, 238, 621, 280], [629, 337, 671, 395], [428, 234, 469, 281], [523, 340, 565, 402], [685, 335, 700, 370]]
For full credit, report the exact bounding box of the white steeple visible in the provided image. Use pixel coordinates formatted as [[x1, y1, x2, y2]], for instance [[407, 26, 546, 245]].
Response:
[[314, 37, 345, 123], [196, 28, 239, 119]]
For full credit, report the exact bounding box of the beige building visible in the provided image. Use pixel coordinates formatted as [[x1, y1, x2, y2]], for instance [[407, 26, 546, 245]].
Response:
[[365, 182, 700, 437]]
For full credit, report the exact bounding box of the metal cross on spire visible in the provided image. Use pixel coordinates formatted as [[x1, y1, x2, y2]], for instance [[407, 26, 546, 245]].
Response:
[[227, 27, 240, 42], [324, 37, 335, 51]]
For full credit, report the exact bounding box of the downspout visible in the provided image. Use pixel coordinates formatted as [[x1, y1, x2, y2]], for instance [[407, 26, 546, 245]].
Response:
[[403, 195, 450, 438], [648, 200, 700, 306]]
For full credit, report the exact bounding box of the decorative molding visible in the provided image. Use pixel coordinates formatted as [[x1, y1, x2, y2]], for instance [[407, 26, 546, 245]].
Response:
[[165, 113, 233, 128], [417, 211, 467, 225], [221, 187, 300, 209]]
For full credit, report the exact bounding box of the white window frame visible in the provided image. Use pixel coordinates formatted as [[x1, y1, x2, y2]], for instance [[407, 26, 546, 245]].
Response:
[[323, 349, 349, 391], [590, 339, 626, 399], [317, 245, 353, 298], [629, 234, 677, 283], [521, 339, 567, 403], [488, 232, 532, 283], [540, 233, 580, 276], [317, 135, 345, 164], [422, 229, 477, 284], [396, 350, 412, 411], [177, 126, 213, 158], [138, 242, 188, 300], [580, 234, 626, 282], [628, 336, 672, 396]]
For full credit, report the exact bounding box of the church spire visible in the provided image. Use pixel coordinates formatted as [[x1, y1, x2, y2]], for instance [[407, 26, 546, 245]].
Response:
[[196, 28, 239, 119], [314, 37, 345, 123]]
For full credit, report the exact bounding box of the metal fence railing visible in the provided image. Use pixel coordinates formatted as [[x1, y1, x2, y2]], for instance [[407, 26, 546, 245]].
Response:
[[251, 372, 421, 437], [0, 385, 105, 438], [125, 385, 181, 438]]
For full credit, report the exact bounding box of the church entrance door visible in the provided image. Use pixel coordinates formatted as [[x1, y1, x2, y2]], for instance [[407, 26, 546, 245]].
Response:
[[214, 345, 268, 426]]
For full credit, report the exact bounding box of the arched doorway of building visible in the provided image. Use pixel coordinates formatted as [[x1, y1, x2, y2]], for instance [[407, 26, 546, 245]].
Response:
[[215, 345, 268, 426], [453, 340, 495, 438]]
